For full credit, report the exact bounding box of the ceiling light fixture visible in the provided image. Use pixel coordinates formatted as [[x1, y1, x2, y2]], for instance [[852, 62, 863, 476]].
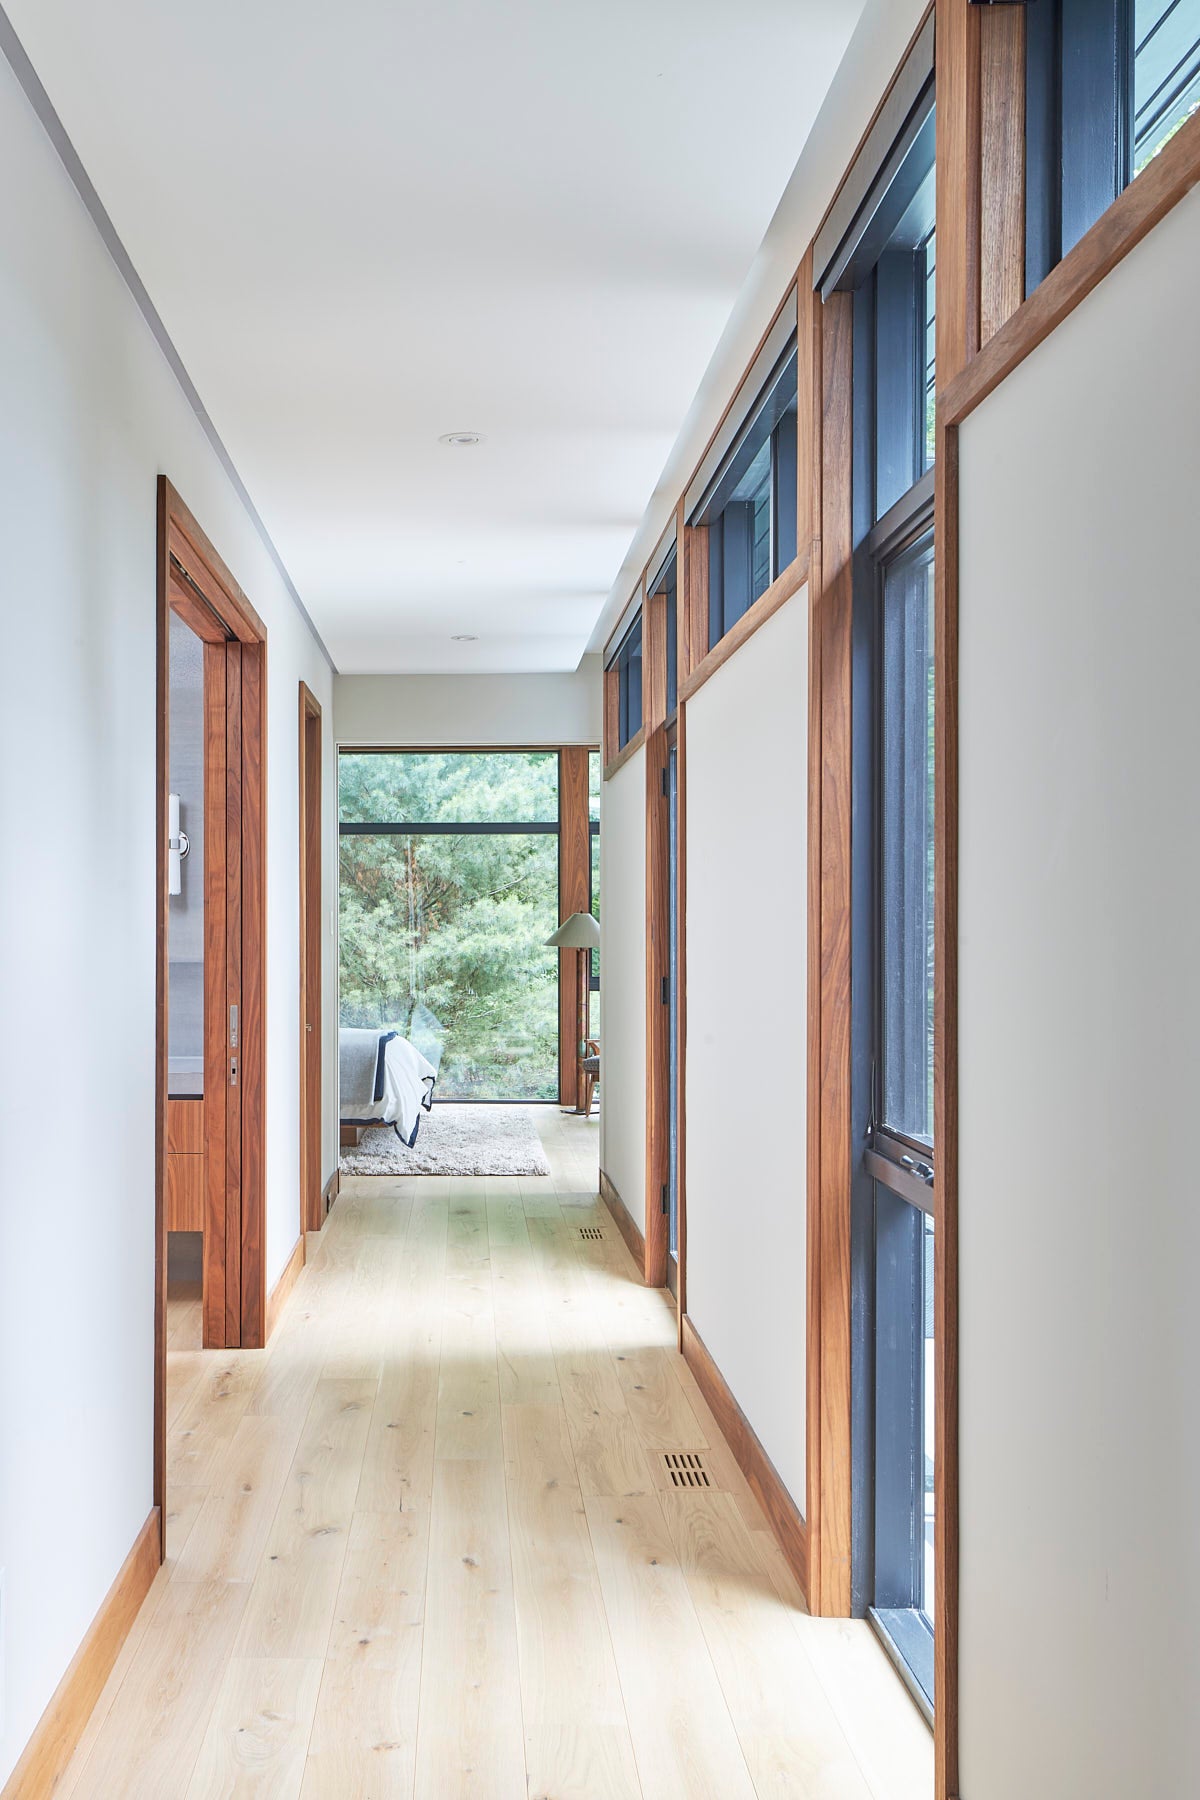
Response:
[[439, 431, 484, 447], [451, 634, 478, 642]]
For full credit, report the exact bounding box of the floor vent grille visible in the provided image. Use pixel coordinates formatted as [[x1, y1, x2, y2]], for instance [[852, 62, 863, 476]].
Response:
[[575, 1225, 605, 1241], [663, 1451, 710, 1488]]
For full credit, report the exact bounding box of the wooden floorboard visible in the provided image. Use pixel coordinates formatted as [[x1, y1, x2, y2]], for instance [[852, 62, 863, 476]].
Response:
[[53, 1109, 931, 1800]]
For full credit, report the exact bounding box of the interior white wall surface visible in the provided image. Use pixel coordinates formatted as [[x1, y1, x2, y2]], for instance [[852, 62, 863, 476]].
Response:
[[0, 55, 333, 1787], [956, 186, 1200, 1798], [334, 660, 603, 748], [683, 594, 808, 1510], [599, 746, 647, 1231]]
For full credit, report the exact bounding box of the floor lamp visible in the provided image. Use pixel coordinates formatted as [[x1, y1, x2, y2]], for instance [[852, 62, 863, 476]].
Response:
[[546, 910, 600, 1113]]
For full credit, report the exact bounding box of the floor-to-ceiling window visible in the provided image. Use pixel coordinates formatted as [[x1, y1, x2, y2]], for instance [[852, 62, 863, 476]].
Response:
[[338, 750, 561, 1099], [818, 42, 937, 1718]]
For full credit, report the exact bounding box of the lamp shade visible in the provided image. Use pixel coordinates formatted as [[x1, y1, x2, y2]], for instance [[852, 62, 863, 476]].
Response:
[[545, 911, 600, 950]]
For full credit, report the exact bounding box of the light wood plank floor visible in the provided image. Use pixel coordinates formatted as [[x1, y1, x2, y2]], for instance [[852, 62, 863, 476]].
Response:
[[60, 1109, 932, 1799]]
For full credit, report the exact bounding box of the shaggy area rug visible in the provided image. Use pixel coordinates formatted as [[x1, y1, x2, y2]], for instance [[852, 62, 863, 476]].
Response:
[[339, 1104, 551, 1177]]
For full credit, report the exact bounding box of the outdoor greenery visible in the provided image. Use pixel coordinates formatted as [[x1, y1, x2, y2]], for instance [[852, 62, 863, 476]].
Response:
[[339, 752, 561, 1100]]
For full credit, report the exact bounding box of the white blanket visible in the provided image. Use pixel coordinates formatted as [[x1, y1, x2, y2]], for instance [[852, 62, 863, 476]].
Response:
[[340, 1030, 437, 1146]]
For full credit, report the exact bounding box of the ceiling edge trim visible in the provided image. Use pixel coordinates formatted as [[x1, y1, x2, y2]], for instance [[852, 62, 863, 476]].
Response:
[[0, 4, 336, 675]]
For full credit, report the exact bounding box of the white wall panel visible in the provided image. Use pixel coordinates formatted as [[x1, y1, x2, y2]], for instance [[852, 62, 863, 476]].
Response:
[[957, 185, 1200, 1797], [684, 593, 808, 1509], [599, 747, 647, 1233]]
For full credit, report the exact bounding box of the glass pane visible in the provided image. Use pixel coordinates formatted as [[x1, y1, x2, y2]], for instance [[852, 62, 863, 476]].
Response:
[[168, 611, 205, 1099], [1134, 0, 1200, 173], [589, 750, 601, 822], [339, 750, 559, 825], [339, 829, 559, 1100], [618, 616, 643, 748], [922, 227, 937, 474], [880, 531, 935, 1143]]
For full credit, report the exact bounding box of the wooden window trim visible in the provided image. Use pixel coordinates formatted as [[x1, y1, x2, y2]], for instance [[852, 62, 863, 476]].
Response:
[[602, 723, 647, 783], [643, 725, 670, 1287], [678, 548, 810, 708], [299, 683, 324, 1235], [558, 747, 593, 1110]]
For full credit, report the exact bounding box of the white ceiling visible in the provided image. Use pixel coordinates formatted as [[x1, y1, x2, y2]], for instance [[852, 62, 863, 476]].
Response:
[[8, 0, 862, 672]]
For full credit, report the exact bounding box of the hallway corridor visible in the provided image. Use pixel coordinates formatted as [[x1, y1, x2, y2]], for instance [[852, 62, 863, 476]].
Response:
[[58, 1113, 930, 1799]]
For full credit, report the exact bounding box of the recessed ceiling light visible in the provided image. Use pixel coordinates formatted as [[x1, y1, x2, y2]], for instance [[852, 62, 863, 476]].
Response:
[[439, 431, 484, 447], [451, 634, 478, 642]]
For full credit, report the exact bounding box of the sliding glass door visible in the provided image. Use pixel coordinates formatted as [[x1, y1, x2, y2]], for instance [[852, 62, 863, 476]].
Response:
[[338, 751, 560, 1099]]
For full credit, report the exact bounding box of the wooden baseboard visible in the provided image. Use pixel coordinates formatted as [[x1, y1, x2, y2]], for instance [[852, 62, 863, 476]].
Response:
[[322, 1168, 341, 1215], [681, 1315, 809, 1602], [600, 1168, 645, 1278], [1, 1509, 160, 1800], [265, 1233, 306, 1340]]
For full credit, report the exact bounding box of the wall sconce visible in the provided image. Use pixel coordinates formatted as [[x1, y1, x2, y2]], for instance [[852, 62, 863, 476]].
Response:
[[168, 792, 190, 896]]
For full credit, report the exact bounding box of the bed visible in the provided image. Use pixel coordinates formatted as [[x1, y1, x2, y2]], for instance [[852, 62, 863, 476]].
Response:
[[339, 1024, 439, 1147]]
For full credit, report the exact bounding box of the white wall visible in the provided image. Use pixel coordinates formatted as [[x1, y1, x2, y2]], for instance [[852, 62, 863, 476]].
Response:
[[684, 595, 809, 1508], [0, 54, 334, 1787], [956, 186, 1200, 1797], [599, 747, 647, 1231], [334, 661, 602, 747]]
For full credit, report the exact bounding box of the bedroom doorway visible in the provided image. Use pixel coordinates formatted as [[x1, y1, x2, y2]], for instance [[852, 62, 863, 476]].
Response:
[[156, 478, 268, 1544], [299, 683, 324, 1232]]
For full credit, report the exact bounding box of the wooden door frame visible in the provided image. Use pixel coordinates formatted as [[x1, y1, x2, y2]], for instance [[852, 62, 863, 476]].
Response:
[[155, 476, 268, 1552], [299, 683, 324, 1233]]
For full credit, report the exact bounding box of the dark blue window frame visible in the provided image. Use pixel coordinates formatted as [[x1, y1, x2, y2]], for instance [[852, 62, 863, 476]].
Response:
[[610, 613, 643, 751]]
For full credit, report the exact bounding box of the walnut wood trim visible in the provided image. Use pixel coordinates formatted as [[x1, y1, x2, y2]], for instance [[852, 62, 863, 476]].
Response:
[[936, 0, 983, 385], [603, 664, 620, 767], [644, 726, 670, 1288], [299, 683, 324, 1234], [163, 478, 266, 644], [812, 289, 855, 1621], [265, 1232, 306, 1340], [0, 1510, 160, 1799], [600, 1168, 645, 1276], [681, 1317, 808, 1601], [979, 4, 1025, 343], [558, 747, 593, 1109], [677, 550, 810, 708], [796, 250, 815, 555], [602, 724, 647, 783], [945, 103, 1200, 428], [679, 520, 709, 687]]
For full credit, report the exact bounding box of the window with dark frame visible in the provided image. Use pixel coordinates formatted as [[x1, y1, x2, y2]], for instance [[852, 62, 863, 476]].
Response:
[[690, 349, 799, 652], [1026, 0, 1200, 293], [821, 51, 938, 1722], [610, 612, 644, 751]]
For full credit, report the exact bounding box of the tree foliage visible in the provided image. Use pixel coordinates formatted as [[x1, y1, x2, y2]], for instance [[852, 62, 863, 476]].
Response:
[[338, 753, 561, 1099]]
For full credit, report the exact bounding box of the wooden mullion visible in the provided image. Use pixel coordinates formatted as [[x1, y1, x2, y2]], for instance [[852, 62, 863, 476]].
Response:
[[813, 288, 855, 1620], [224, 644, 243, 1347], [980, 4, 1026, 344], [201, 641, 228, 1348], [558, 746, 592, 1109], [936, 0, 983, 386], [643, 588, 667, 733], [644, 724, 670, 1288], [239, 639, 266, 1348], [680, 522, 709, 685]]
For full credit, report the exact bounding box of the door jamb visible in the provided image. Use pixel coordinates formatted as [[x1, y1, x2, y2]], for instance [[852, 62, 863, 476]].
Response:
[[299, 683, 324, 1233], [155, 476, 268, 1554]]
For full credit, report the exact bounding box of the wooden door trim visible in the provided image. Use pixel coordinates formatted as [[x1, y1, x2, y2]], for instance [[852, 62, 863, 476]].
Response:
[[643, 723, 669, 1287], [156, 477, 268, 1554], [299, 683, 324, 1234], [557, 747, 592, 1109]]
